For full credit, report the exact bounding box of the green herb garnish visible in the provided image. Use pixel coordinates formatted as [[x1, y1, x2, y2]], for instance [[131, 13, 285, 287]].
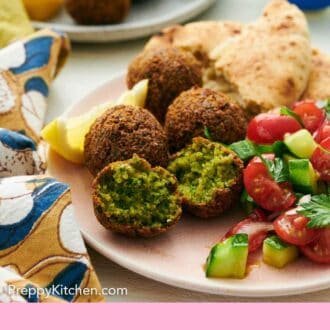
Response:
[[280, 106, 304, 127], [204, 127, 213, 140], [263, 157, 289, 183], [298, 194, 330, 229]]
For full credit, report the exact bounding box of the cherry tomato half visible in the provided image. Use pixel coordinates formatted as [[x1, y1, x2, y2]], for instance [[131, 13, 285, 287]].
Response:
[[274, 209, 321, 246], [311, 137, 330, 182], [247, 113, 301, 144], [222, 209, 273, 252], [300, 228, 330, 264], [243, 156, 296, 212], [292, 100, 325, 133], [314, 120, 330, 143]]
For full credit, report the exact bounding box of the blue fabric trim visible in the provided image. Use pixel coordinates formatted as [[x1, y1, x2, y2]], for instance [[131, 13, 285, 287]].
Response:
[[0, 128, 36, 151], [24, 77, 49, 97], [0, 178, 68, 250], [10, 37, 53, 75], [21, 284, 40, 303], [46, 262, 88, 302]]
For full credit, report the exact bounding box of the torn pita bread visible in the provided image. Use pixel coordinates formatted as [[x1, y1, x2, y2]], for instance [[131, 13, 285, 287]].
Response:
[[145, 21, 242, 67], [210, 0, 312, 116], [302, 48, 330, 100], [260, 0, 309, 38]]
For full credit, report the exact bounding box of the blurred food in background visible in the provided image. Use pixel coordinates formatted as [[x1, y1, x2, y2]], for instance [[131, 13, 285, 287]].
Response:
[[22, 0, 132, 24], [65, 0, 131, 25], [23, 0, 64, 21], [19, 0, 217, 43]]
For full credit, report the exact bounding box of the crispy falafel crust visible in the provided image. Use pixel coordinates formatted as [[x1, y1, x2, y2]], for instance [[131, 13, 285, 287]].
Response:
[[92, 157, 182, 238], [65, 0, 131, 25], [165, 87, 247, 153], [126, 46, 202, 123], [170, 137, 244, 218], [84, 105, 169, 176]]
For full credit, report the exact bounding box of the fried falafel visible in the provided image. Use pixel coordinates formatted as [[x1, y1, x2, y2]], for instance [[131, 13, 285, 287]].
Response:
[[167, 137, 243, 218], [126, 46, 202, 123], [165, 87, 247, 153], [92, 155, 182, 237], [84, 104, 169, 176], [144, 22, 243, 92], [65, 0, 131, 25]]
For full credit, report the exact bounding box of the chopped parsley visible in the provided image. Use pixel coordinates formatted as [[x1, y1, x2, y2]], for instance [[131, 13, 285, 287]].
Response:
[[298, 194, 330, 229], [263, 157, 289, 183], [280, 106, 304, 127], [204, 127, 213, 141]]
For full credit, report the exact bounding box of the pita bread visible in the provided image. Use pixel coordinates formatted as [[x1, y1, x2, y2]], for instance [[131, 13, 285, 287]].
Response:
[[302, 48, 330, 100], [260, 0, 309, 38], [145, 21, 242, 67], [210, 0, 312, 116]]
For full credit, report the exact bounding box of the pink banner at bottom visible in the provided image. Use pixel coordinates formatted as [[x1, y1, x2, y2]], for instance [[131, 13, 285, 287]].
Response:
[[0, 303, 327, 329]]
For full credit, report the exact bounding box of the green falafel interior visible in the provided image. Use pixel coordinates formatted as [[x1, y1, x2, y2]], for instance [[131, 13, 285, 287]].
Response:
[[167, 138, 241, 204], [95, 155, 181, 229]]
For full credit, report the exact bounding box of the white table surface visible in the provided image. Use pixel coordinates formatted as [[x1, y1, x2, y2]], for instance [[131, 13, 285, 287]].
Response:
[[46, 0, 330, 302]]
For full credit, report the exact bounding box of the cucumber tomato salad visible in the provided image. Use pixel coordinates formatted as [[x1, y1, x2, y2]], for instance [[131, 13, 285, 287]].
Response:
[[206, 100, 330, 279]]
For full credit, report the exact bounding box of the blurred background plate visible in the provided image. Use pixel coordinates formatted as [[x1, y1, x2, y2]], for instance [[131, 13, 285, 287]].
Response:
[[33, 0, 216, 43]]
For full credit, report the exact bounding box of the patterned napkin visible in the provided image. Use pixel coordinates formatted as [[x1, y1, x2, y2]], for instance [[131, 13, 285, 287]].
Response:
[[0, 176, 103, 302], [0, 28, 70, 142], [0, 30, 104, 302], [0, 128, 46, 178]]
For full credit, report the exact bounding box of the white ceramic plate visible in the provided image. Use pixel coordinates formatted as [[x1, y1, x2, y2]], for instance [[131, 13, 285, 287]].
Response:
[[47, 74, 330, 297], [33, 0, 216, 43]]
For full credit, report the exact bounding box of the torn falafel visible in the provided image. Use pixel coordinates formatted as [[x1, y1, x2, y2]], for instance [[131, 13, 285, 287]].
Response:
[[92, 155, 182, 237], [84, 104, 169, 176], [167, 137, 243, 218], [126, 46, 202, 123], [65, 0, 131, 25], [165, 87, 247, 153]]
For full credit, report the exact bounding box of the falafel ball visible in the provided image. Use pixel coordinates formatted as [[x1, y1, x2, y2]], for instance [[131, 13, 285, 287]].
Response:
[[65, 0, 131, 25], [84, 104, 169, 176], [165, 87, 247, 153], [92, 155, 182, 237], [167, 137, 243, 218], [126, 46, 202, 123]]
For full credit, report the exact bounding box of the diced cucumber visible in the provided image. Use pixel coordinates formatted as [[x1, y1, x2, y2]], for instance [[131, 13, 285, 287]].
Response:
[[263, 235, 299, 269], [288, 159, 318, 194], [229, 140, 256, 162], [206, 234, 248, 279], [284, 129, 317, 159]]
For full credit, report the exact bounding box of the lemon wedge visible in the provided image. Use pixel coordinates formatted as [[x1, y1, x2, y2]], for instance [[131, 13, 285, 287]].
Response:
[[116, 79, 148, 106], [41, 79, 149, 164]]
